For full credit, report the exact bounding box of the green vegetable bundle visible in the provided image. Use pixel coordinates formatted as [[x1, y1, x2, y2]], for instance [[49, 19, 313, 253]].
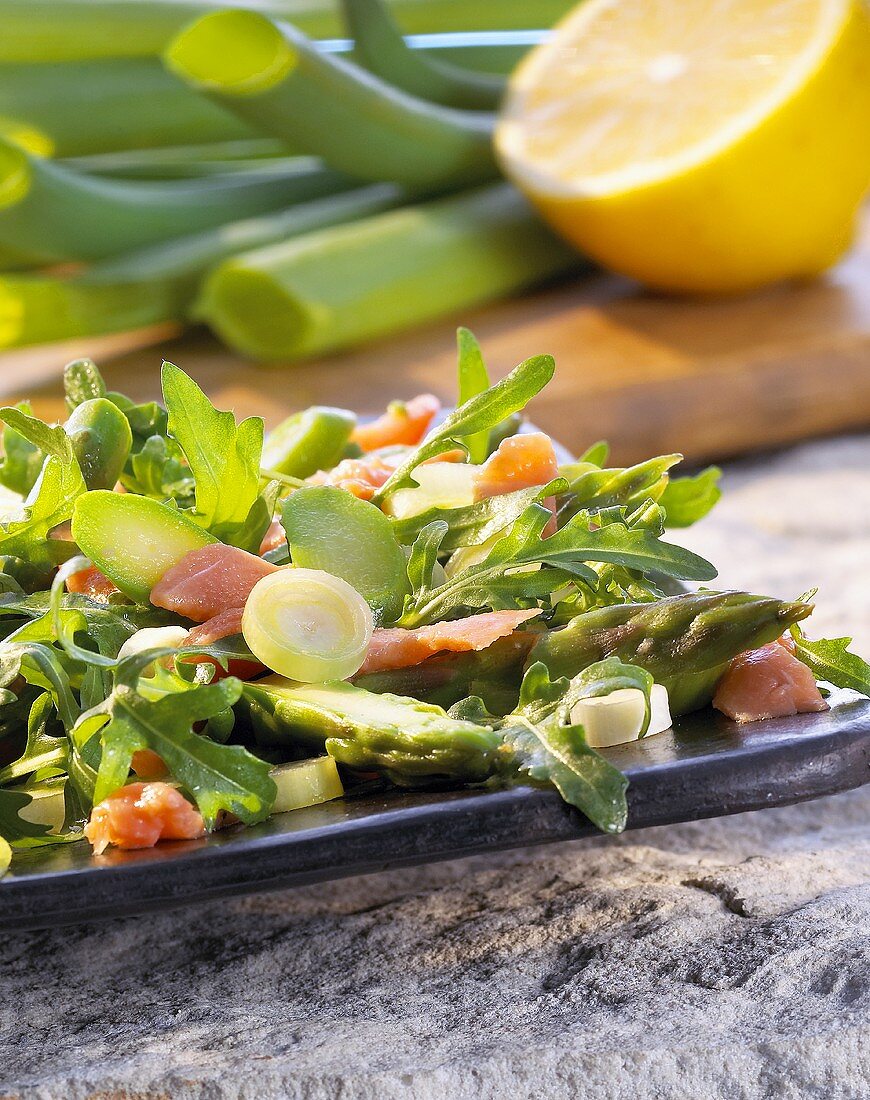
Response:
[[0, 0, 583, 360], [0, 328, 866, 870]]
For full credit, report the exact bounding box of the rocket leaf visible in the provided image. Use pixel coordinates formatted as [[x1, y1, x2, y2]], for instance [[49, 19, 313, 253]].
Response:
[[162, 361, 265, 549], [372, 352, 555, 503]]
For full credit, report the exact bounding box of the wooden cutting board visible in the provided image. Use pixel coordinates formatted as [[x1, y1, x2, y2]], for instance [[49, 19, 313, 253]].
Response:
[[2, 208, 868, 466]]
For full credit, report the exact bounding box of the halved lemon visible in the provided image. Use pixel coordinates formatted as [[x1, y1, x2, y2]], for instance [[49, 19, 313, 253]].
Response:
[[496, 0, 870, 293]]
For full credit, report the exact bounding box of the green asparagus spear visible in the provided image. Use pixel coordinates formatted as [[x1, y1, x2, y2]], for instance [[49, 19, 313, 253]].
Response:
[[353, 631, 536, 710], [242, 676, 504, 784], [241, 664, 633, 832], [529, 591, 813, 715]]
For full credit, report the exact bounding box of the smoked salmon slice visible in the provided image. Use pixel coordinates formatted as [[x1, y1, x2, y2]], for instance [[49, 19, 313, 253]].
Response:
[[473, 433, 559, 534], [308, 454, 396, 501], [358, 609, 540, 675], [259, 518, 286, 556], [150, 543, 277, 622], [713, 639, 827, 723], [84, 782, 205, 854], [130, 749, 169, 780], [351, 394, 440, 452], [66, 563, 119, 602], [185, 606, 264, 680]]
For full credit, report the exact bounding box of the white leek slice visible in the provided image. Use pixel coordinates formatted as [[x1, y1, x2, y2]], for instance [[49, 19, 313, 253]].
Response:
[[117, 625, 190, 674], [243, 567, 373, 682], [270, 756, 344, 814], [571, 683, 672, 748], [384, 462, 479, 520]]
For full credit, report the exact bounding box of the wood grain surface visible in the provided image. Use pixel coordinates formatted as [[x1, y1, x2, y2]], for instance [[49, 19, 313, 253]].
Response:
[[2, 209, 868, 466]]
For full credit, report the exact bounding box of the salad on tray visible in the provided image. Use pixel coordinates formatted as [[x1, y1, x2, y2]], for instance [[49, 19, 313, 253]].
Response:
[[0, 330, 868, 867]]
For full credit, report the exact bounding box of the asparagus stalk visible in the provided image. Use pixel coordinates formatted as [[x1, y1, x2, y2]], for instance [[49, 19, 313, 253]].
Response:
[[0, 59, 259, 158], [165, 10, 497, 189], [195, 183, 583, 361], [353, 633, 535, 711], [0, 2, 569, 62], [241, 673, 628, 833], [530, 591, 814, 716], [0, 141, 354, 264], [243, 677, 504, 784], [341, 0, 505, 110], [0, 184, 403, 350]]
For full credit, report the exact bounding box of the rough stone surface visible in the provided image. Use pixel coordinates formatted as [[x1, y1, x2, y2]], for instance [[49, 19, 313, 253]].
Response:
[[2, 434, 869, 1100]]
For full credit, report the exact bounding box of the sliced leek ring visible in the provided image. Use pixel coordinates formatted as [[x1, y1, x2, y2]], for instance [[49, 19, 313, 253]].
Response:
[[243, 567, 373, 682]]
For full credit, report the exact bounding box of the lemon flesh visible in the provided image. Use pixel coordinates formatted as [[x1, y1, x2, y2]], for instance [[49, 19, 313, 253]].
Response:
[[496, 0, 870, 293]]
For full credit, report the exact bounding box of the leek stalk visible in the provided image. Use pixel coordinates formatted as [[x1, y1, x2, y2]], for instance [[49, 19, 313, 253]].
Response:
[[196, 183, 584, 362], [340, 0, 505, 110], [0, 141, 354, 264], [65, 140, 293, 180], [165, 11, 496, 189], [0, 184, 402, 349], [0, 59, 258, 158], [0, 1, 570, 62]]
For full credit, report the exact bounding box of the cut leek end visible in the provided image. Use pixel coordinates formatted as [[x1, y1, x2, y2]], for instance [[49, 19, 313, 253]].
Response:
[[270, 756, 344, 815], [166, 11, 298, 97], [0, 116, 54, 158], [0, 138, 31, 209], [571, 684, 673, 749], [197, 262, 315, 361]]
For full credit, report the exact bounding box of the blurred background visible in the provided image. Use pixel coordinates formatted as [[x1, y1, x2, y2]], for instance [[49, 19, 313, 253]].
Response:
[[0, 0, 868, 467]]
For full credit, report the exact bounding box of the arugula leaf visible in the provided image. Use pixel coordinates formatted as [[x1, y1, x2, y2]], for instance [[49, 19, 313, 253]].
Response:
[[456, 327, 491, 464], [108, 391, 169, 448], [125, 434, 194, 502], [577, 440, 609, 467], [0, 691, 67, 784], [0, 407, 86, 568], [372, 353, 555, 503], [537, 505, 716, 578], [0, 788, 54, 845], [789, 628, 870, 695], [405, 520, 448, 593], [399, 501, 716, 627], [399, 504, 577, 626], [0, 835, 9, 875], [0, 406, 72, 462], [497, 661, 635, 833], [161, 362, 264, 549], [559, 454, 681, 522], [390, 478, 567, 550], [80, 677, 275, 826], [660, 466, 722, 527], [0, 402, 44, 496]]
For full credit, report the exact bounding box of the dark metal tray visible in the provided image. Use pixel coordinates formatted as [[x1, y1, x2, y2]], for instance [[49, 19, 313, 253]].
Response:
[[2, 690, 867, 929]]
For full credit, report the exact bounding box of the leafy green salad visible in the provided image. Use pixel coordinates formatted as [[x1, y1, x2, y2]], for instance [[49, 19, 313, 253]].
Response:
[[0, 330, 867, 870]]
